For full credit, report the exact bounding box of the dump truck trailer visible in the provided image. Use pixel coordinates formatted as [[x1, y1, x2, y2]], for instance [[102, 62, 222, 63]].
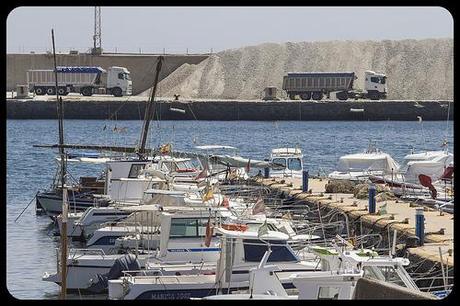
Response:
[[282, 70, 386, 100], [27, 66, 132, 97]]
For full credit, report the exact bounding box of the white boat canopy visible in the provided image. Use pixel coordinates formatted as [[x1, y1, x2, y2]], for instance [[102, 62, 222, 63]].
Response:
[[212, 155, 272, 168], [404, 150, 453, 162], [337, 152, 400, 174]]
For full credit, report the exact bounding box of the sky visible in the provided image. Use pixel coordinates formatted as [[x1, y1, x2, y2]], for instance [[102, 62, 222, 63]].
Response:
[[6, 6, 453, 54]]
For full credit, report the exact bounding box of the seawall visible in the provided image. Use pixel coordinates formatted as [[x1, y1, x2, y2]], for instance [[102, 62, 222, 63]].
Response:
[[6, 98, 453, 120]]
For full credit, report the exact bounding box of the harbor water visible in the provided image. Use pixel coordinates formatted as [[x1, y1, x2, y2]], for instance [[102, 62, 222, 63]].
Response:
[[6, 120, 453, 299]]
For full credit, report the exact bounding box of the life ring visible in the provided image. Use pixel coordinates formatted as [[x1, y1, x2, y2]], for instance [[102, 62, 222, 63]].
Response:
[[221, 223, 248, 231]]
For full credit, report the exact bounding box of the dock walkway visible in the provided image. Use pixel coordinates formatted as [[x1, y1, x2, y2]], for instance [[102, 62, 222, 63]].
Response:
[[256, 177, 454, 267]]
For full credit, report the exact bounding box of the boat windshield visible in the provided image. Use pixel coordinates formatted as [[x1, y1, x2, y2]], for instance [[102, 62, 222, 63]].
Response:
[[243, 239, 298, 262], [272, 158, 286, 170], [288, 158, 302, 171], [175, 160, 195, 171], [363, 266, 408, 288], [245, 223, 278, 232], [169, 218, 210, 238]]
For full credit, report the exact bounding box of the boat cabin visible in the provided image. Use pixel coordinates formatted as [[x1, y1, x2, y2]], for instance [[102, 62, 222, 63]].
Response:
[[269, 148, 303, 178]]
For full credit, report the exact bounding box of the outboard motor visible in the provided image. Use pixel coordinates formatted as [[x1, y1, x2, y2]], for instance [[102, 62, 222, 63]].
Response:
[[87, 253, 141, 293]]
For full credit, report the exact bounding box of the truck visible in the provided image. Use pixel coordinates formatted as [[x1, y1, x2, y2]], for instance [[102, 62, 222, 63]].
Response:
[[282, 70, 387, 101], [26, 66, 132, 97]]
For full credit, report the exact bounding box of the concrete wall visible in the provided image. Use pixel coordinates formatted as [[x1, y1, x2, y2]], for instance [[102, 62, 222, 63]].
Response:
[[6, 99, 453, 120], [6, 53, 209, 95]]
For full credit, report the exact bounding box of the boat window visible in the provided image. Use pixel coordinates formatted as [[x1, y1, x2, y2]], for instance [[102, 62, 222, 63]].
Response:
[[380, 77, 386, 84], [128, 164, 146, 178], [363, 266, 406, 288], [246, 223, 278, 232], [161, 162, 171, 172], [175, 160, 195, 172], [370, 77, 380, 83], [317, 286, 340, 300], [288, 158, 302, 171], [170, 218, 208, 238], [272, 158, 286, 170], [242, 239, 298, 262]]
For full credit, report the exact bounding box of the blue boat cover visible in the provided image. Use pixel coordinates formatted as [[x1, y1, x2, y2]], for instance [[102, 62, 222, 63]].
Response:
[[55, 66, 106, 74]]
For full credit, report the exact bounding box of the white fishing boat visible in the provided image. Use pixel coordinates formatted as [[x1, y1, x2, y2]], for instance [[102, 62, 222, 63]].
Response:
[[269, 148, 303, 178], [328, 144, 400, 181], [369, 150, 454, 202], [55, 154, 217, 239], [108, 227, 321, 300], [43, 205, 230, 291], [201, 238, 421, 300]]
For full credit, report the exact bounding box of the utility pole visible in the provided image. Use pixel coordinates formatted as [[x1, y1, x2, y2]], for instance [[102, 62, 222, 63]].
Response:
[[92, 6, 102, 55]]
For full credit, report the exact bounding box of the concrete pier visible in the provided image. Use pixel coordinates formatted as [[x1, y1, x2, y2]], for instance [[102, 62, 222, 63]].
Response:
[[253, 176, 453, 290], [6, 96, 453, 120]]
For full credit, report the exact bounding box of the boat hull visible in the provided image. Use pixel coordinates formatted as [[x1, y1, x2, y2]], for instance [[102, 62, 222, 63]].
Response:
[[36, 192, 110, 216]]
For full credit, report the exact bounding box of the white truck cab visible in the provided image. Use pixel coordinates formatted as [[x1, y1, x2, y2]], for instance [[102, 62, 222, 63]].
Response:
[[364, 70, 386, 99], [107, 66, 132, 97], [269, 148, 304, 178]]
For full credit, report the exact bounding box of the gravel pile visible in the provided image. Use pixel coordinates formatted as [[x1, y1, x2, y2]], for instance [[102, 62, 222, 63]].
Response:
[[144, 39, 453, 100]]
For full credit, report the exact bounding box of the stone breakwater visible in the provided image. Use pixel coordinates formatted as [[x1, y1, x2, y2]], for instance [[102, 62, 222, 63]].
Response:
[[6, 98, 453, 120]]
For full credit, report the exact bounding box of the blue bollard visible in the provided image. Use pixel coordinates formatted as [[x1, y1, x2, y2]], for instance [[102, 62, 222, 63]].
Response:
[[368, 184, 376, 214], [264, 167, 270, 178], [302, 170, 309, 192], [415, 207, 425, 246]]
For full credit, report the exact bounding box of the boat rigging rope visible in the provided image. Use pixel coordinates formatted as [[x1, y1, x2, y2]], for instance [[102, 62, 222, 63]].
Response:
[[14, 191, 39, 223]]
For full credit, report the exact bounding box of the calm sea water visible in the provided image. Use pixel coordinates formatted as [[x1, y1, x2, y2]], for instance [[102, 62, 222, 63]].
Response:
[[7, 120, 453, 299]]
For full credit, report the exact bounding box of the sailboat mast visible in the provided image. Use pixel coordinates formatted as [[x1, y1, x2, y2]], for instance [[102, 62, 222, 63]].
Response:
[[138, 56, 164, 158], [51, 29, 68, 300]]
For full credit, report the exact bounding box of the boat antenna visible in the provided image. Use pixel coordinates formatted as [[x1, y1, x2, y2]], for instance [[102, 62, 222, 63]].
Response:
[[443, 101, 451, 153], [137, 56, 164, 159], [52, 28, 68, 300]]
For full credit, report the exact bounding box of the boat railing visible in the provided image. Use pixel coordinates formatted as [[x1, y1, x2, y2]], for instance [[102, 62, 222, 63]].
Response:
[[98, 221, 144, 230], [68, 248, 107, 259], [122, 269, 164, 280], [412, 275, 454, 292], [121, 270, 188, 284]]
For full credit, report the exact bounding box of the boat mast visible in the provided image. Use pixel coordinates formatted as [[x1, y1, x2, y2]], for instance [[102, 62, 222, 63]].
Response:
[[51, 29, 68, 300], [137, 56, 164, 159]]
